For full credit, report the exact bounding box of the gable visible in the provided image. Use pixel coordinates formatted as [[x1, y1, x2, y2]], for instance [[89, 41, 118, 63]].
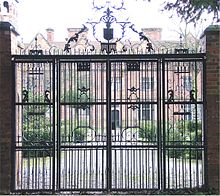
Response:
[[24, 33, 51, 52]]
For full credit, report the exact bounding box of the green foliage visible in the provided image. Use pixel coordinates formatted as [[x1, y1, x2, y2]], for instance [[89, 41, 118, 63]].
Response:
[[60, 120, 87, 143], [22, 115, 52, 158], [167, 120, 203, 159], [22, 94, 52, 157], [138, 120, 203, 159], [61, 89, 78, 103], [139, 121, 157, 142], [144, 0, 219, 23], [162, 0, 219, 23], [175, 120, 202, 133], [73, 128, 86, 143], [61, 88, 93, 108]]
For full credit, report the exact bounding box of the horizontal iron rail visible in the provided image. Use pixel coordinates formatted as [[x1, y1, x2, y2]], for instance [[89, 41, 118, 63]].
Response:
[[12, 53, 206, 61], [59, 145, 159, 148]]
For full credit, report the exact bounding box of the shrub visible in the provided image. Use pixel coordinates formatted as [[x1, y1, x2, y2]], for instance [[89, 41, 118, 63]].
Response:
[[60, 119, 88, 143], [139, 121, 157, 142], [73, 128, 86, 143], [61, 88, 93, 106], [167, 120, 203, 159], [22, 115, 52, 158]]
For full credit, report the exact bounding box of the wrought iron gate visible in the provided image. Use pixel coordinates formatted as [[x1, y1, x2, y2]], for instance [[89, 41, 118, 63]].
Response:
[[12, 53, 206, 193]]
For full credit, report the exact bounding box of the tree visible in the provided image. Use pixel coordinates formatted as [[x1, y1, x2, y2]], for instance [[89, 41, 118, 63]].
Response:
[[141, 0, 220, 23], [170, 18, 203, 51], [163, 0, 219, 23]]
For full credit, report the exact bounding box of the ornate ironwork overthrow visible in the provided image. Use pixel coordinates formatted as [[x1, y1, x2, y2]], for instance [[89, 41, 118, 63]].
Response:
[[64, 25, 88, 52], [64, 0, 153, 54]]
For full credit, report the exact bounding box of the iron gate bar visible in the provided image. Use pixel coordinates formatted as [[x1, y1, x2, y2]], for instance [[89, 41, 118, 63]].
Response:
[[203, 56, 208, 190], [162, 57, 166, 190], [12, 53, 206, 193], [11, 58, 17, 192], [52, 58, 56, 192]]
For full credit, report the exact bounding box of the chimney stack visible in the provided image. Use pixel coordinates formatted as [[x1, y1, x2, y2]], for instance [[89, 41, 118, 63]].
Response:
[[67, 28, 82, 38], [46, 28, 54, 44], [141, 28, 162, 41]]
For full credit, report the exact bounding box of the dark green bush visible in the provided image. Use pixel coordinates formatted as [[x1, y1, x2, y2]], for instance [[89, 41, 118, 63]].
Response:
[[22, 116, 52, 157], [73, 128, 86, 143]]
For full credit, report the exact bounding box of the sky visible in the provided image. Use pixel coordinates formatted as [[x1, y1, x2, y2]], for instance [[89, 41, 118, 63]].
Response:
[[17, 0, 213, 43]]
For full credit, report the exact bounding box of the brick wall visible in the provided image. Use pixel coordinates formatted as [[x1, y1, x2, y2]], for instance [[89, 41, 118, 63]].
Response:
[[202, 25, 220, 191], [0, 21, 12, 194]]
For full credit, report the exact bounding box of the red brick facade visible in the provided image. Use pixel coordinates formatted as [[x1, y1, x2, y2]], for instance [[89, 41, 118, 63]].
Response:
[[202, 25, 220, 192]]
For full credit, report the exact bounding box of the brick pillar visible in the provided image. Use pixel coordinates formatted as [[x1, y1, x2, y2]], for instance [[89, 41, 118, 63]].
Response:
[[0, 22, 12, 194], [201, 25, 220, 191]]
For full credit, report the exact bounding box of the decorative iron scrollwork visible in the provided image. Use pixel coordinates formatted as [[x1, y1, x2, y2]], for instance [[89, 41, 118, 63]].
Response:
[[78, 86, 90, 102], [22, 90, 29, 102], [127, 86, 139, 101], [29, 50, 43, 55], [44, 90, 51, 103], [190, 90, 196, 103], [64, 25, 88, 52], [174, 35, 189, 54], [77, 62, 90, 71], [77, 104, 90, 110], [174, 48, 189, 54], [129, 24, 154, 52], [78, 86, 90, 94], [128, 86, 139, 95], [126, 61, 140, 71], [167, 90, 174, 103], [101, 43, 116, 53], [62, 0, 154, 54], [29, 37, 44, 55], [128, 104, 139, 111]]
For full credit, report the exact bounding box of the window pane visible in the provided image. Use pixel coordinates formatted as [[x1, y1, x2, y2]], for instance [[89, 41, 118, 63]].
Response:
[[141, 77, 154, 90], [141, 104, 154, 120]]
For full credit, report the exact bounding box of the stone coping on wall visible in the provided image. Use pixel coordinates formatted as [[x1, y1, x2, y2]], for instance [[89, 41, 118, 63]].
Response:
[[200, 24, 220, 39], [0, 21, 19, 35]]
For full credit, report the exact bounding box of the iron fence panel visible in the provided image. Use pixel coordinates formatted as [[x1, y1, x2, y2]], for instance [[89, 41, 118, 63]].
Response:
[[12, 53, 206, 193]]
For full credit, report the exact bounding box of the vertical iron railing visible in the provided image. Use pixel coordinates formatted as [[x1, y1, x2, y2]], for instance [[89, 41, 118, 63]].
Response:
[[12, 53, 206, 193]]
